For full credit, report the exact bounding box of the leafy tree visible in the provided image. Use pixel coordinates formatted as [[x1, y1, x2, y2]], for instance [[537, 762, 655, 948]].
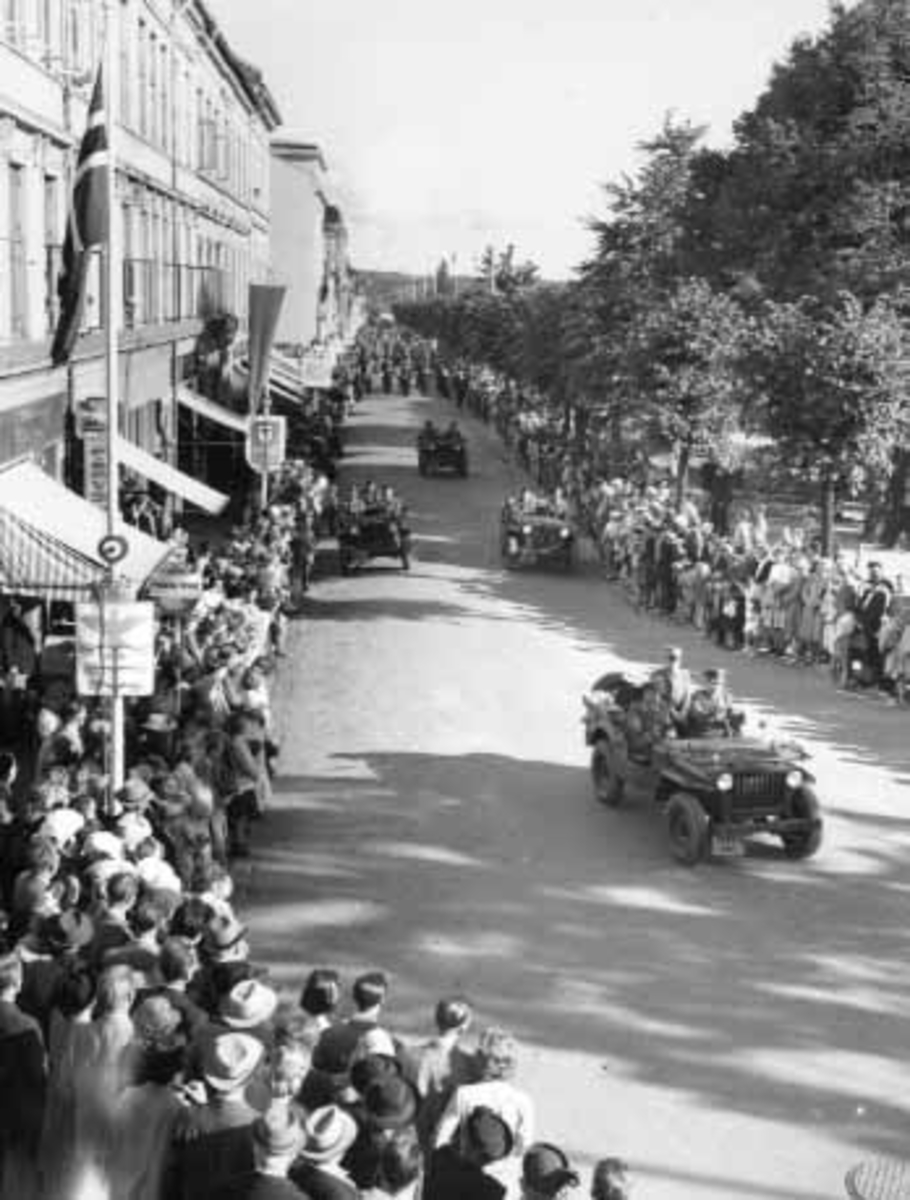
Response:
[[717, 0, 910, 301], [742, 289, 910, 550], [625, 277, 750, 508]]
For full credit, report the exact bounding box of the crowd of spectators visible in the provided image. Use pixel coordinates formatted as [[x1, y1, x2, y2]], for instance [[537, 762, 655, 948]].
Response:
[[431, 356, 910, 696], [0, 339, 632, 1200]]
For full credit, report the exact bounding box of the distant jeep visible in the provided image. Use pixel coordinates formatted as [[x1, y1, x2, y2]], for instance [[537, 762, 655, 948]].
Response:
[[581, 671, 823, 866], [418, 429, 468, 477], [500, 500, 574, 571]]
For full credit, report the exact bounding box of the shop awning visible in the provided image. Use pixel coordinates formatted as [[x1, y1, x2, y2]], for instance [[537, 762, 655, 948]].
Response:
[[236, 359, 307, 407], [175, 385, 249, 435], [0, 460, 172, 600], [116, 437, 229, 516]]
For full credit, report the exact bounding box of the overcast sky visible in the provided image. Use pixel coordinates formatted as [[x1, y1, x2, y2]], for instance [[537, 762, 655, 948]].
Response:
[[212, 0, 848, 280]]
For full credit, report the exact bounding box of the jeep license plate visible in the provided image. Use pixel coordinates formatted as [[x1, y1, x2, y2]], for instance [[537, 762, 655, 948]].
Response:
[[712, 833, 744, 858]]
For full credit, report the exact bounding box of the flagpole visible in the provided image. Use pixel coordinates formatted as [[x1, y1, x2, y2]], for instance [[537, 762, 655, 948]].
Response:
[[103, 0, 125, 791]]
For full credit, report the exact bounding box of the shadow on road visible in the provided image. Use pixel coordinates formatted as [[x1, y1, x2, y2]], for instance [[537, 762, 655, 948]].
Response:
[[243, 748, 910, 1162]]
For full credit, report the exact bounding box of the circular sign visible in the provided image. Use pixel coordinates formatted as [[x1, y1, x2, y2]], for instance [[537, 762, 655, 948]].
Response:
[[97, 534, 129, 565]]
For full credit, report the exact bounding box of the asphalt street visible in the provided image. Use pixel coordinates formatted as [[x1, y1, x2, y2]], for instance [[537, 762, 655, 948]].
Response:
[[240, 387, 910, 1200]]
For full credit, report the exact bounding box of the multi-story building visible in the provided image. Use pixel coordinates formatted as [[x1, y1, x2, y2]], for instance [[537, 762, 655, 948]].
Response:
[[0, 0, 280, 520], [270, 136, 359, 353]]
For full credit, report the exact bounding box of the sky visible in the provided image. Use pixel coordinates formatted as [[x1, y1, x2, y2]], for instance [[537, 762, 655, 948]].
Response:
[[212, 0, 851, 280]]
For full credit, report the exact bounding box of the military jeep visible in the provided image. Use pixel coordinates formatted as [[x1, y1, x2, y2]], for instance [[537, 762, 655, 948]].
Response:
[[581, 671, 823, 866], [500, 500, 574, 571], [338, 504, 411, 574], [418, 429, 469, 477]]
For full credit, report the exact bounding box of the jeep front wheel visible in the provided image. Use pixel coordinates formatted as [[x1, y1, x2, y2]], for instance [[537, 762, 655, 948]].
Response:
[[591, 740, 624, 807], [782, 785, 823, 860], [666, 792, 709, 866]]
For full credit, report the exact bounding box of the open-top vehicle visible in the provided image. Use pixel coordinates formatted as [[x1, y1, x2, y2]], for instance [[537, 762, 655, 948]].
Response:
[[418, 429, 468, 477], [500, 500, 574, 571], [581, 670, 823, 865], [338, 504, 411, 574]]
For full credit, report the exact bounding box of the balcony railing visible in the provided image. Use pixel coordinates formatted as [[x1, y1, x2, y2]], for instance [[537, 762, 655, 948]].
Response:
[[123, 259, 230, 329]]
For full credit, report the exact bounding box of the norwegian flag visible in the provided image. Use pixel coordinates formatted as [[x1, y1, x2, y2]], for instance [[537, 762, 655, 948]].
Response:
[[51, 67, 109, 366]]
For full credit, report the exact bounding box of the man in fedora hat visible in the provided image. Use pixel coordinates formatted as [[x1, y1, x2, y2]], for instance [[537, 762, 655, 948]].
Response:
[[426, 1105, 512, 1200], [18, 910, 93, 1037], [344, 1075, 421, 1188], [172, 1031, 264, 1200], [218, 1104, 305, 1199], [216, 978, 279, 1048], [290, 1105, 360, 1200]]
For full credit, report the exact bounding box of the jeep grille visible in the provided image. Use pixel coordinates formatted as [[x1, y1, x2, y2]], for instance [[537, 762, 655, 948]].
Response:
[[732, 773, 786, 805]]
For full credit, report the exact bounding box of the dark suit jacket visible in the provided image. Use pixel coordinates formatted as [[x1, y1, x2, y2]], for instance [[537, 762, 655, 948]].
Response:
[[0, 999, 47, 1156]]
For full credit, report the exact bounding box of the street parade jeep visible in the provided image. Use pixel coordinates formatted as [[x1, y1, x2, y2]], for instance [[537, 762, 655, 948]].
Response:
[[418, 429, 469, 477], [581, 671, 823, 866], [338, 504, 411, 574], [500, 500, 574, 571]]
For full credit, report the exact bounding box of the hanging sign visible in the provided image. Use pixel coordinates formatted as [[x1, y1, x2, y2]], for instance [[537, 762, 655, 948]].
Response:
[[145, 568, 204, 614], [245, 414, 287, 475], [75, 600, 155, 697]]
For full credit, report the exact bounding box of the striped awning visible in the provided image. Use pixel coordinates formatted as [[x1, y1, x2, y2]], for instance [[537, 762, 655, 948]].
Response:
[[0, 460, 172, 601], [116, 437, 229, 516], [175, 385, 248, 435], [0, 507, 101, 600]]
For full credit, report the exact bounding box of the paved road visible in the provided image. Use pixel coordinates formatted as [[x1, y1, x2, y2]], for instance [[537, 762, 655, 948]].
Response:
[[241, 388, 910, 1200]]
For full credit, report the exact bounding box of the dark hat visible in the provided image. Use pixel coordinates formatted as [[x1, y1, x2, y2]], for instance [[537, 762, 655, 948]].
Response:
[[351, 1051, 401, 1096], [465, 1105, 514, 1163], [362, 1075, 419, 1130], [522, 1143, 580, 1196], [252, 1105, 303, 1157]]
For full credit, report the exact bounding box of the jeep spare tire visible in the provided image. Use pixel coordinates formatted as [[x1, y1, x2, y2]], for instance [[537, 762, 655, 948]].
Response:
[[666, 792, 709, 866]]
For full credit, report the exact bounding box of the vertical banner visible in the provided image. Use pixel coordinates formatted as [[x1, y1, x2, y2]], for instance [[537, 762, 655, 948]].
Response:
[[78, 396, 109, 509], [247, 284, 287, 414]]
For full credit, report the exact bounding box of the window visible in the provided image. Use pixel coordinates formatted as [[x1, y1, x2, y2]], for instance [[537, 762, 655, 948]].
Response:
[[160, 42, 169, 153], [148, 31, 158, 145], [137, 20, 147, 138], [4, 0, 23, 48], [43, 175, 60, 334], [8, 164, 28, 339], [37, 0, 54, 64], [119, 16, 131, 129]]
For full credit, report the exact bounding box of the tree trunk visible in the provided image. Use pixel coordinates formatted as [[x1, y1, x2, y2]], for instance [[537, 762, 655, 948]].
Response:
[[820, 472, 837, 556], [675, 442, 690, 512]]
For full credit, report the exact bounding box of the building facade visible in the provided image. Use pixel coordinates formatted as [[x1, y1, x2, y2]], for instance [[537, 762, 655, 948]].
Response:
[[270, 137, 359, 353], [0, 0, 280, 517]]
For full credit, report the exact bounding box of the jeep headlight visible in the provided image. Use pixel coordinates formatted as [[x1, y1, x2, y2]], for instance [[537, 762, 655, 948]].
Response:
[[716, 772, 734, 792], [785, 769, 803, 789], [522, 525, 532, 536], [560, 527, 571, 538]]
